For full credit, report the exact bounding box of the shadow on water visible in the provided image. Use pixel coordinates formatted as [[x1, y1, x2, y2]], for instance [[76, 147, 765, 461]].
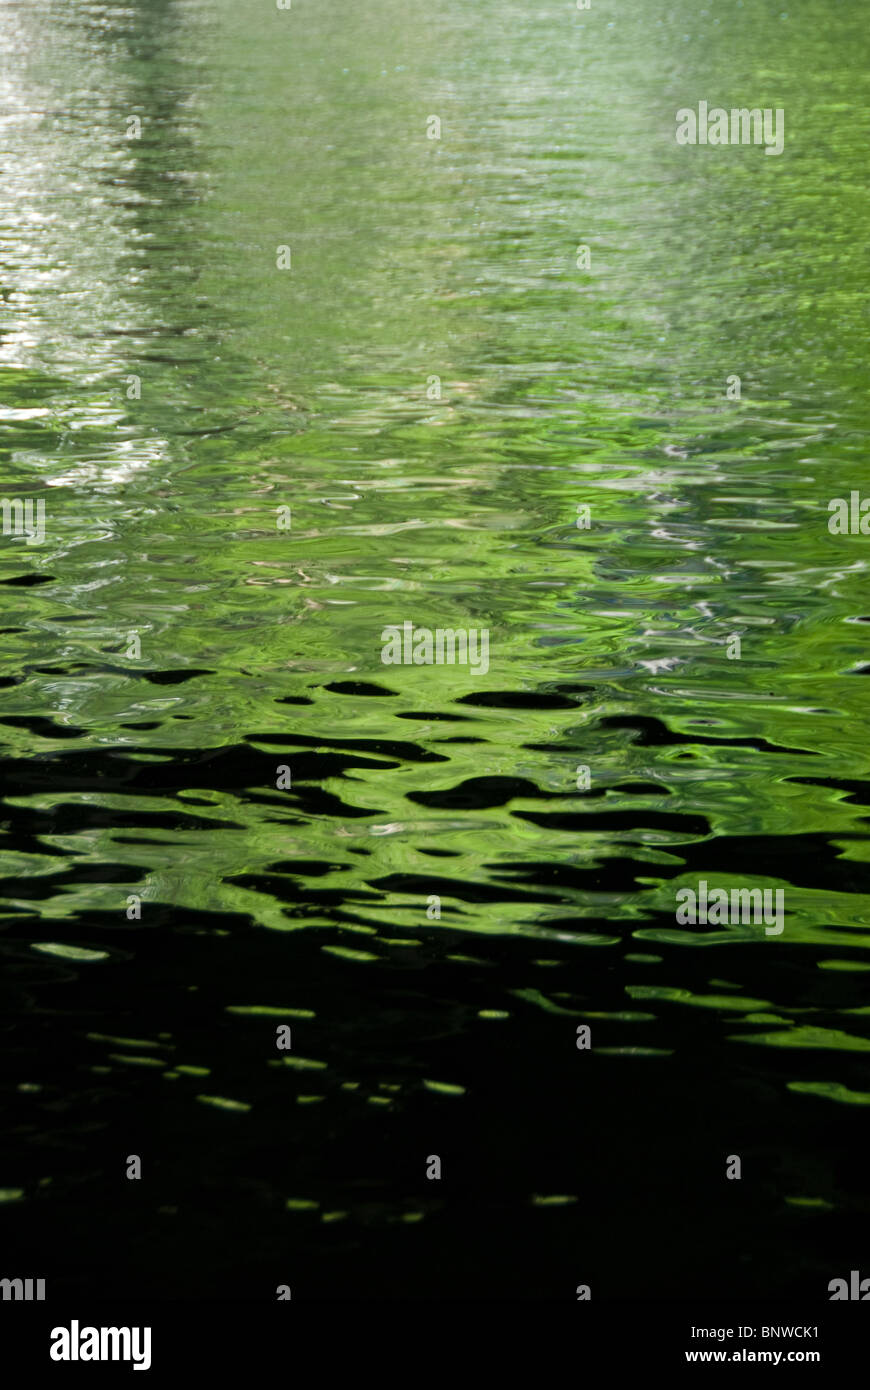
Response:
[[1, 706, 868, 1298]]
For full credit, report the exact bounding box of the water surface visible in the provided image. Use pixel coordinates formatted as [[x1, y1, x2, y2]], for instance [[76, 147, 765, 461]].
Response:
[[1, 0, 869, 1299]]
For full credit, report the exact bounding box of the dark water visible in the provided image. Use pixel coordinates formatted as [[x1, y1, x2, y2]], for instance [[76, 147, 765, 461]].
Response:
[[1, 0, 869, 1300]]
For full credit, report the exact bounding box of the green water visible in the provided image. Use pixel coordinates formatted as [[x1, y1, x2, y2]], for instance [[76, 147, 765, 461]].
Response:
[[1, 0, 869, 1299]]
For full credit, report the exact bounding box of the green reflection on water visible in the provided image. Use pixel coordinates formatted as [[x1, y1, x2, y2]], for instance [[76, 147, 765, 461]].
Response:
[[1, 0, 869, 1243]]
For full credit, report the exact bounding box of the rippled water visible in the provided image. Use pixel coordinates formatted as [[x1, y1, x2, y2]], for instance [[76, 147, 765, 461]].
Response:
[[1, 0, 869, 1299]]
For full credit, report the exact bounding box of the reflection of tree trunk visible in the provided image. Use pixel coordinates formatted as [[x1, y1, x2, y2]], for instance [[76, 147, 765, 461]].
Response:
[[3, 4, 193, 382]]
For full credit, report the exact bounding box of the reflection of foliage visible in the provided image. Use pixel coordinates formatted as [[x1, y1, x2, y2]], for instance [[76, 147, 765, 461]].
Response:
[[0, 0, 868, 1047]]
